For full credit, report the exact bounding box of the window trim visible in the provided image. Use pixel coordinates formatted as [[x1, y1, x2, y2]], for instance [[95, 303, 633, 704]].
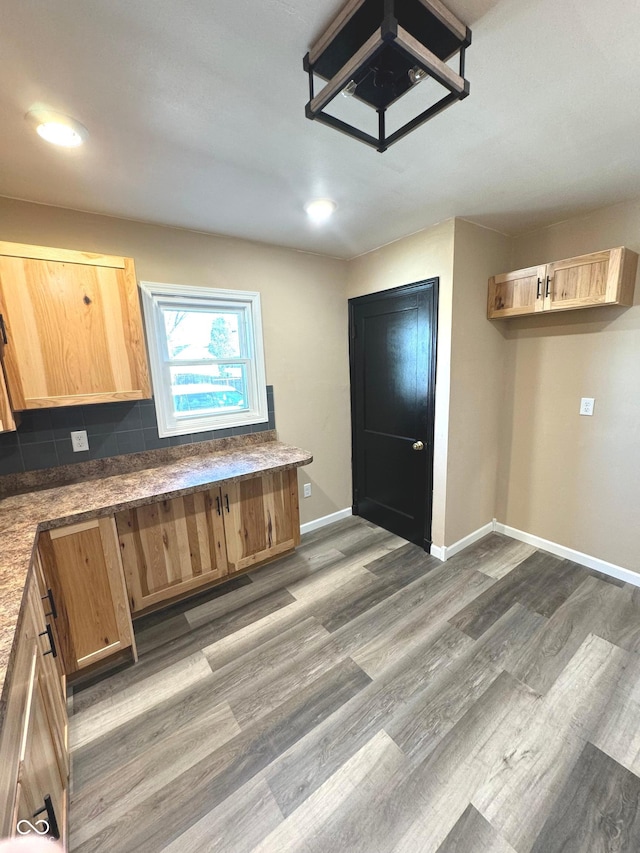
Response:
[[139, 282, 268, 438]]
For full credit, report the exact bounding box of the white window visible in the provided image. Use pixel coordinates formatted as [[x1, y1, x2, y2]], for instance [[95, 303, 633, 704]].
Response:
[[139, 282, 268, 438]]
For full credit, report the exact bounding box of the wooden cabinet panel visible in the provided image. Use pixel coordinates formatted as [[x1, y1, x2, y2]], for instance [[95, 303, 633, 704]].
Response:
[[28, 562, 68, 782], [546, 247, 637, 311], [38, 518, 136, 674], [0, 331, 17, 432], [0, 571, 68, 841], [116, 489, 229, 614], [223, 469, 300, 573], [488, 247, 638, 319], [0, 589, 38, 837], [14, 659, 66, 843], [488, 265, 547, 319], [0, 241, 151, 409]]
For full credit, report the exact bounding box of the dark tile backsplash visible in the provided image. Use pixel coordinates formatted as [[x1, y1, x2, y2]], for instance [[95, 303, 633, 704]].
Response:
[[0, 386, 276, 476]]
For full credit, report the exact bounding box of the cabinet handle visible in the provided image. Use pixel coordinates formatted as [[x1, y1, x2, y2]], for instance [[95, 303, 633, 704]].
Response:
[[215, 495, 221, 516], [545, 275, 551, 298], [225, 493, 230, 513], [33, 795, 60, 840], [536, 278, 542, 299], [39, 624, 57, 659], [41, 588, 58, 620], [0, 314, 6, 345]]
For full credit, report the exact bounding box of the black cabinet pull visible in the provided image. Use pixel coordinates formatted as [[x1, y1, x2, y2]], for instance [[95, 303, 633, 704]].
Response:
[[33, 795, 60, 840], [545, 275, 551, 298], [225, 493, 230, 513], [38, 624, 57, 658], [536, 278, 542, 299], [215, 495, 221, 516], [0, 314, 6, 345], [41, 588, 57, 620]]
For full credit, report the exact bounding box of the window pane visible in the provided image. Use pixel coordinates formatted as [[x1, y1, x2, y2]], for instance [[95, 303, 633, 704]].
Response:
[[163, 309, 242, 360], [170, 364, 248, 415]]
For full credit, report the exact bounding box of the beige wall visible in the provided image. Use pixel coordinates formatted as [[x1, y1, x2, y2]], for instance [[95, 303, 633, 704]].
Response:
[[497, 199, 640, 571], [346, 219, 456, 547], [446, 219, 512, 545], [5, 193, 636, 569], [0, 197, 351, 524]]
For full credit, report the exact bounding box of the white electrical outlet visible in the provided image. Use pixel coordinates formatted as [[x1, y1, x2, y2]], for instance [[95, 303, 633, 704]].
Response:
[[303, 483, 312, 498], [579, 398, 595, 417], [70, 430, 90, 452]]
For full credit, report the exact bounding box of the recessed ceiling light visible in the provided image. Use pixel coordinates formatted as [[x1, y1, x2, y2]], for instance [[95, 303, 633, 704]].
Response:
[[304, 198, 337, 224], [25, 109, 88, 148]]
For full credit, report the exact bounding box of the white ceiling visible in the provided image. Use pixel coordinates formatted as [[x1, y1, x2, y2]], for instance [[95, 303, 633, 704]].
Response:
[[1, 0, 639, 259]]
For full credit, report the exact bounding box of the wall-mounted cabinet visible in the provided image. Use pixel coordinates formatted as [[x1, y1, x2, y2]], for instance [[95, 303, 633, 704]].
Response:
[[0, 325, 17, 432], [37, 518, 136, 675], [0, 367, 16, 433], [0, 241, 151, 410], [488, 247, 638, 319]]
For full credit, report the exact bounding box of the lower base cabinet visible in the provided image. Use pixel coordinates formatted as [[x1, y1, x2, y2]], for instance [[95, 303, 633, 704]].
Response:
[[116, 488, 229, 614], [224, 470, 301, 573], [37, 518, 136, 675], [116, 469, 301, 614], [0, 465, 303, 843], [0, 572, 68, 843]]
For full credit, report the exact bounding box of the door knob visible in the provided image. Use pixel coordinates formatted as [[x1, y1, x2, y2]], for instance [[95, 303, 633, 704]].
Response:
[[412, 441, 424, 451]]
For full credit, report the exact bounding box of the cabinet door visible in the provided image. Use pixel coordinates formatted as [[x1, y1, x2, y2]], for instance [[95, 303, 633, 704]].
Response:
[[488, 265, 547, 318], [0, 241, 151, 410], [0, 588, 38, 838], [0, 329, 17, 432], [38, 518, 136, 674], [14, 654, 66, 844], [223, 470, 300, 573], [116, 489, 229, 614], [28, 563, 68, 783], [545, 248, 638, 312]]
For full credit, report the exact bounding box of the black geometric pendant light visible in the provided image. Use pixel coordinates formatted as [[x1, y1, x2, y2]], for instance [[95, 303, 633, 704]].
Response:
[[304, 0, 471, 152]]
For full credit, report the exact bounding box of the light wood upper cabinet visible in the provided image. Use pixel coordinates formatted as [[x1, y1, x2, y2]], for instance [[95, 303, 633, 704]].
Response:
[[223, 469, 301, 574], [488, 265, 547, 319], [116, 489, 229, 615], [0, 241, 151, 409], [37, 518, 136, 675], [488, 247, 638, 319]]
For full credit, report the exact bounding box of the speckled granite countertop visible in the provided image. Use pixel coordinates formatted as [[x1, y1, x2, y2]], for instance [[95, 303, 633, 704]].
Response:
[[0, 435, 312, 723]]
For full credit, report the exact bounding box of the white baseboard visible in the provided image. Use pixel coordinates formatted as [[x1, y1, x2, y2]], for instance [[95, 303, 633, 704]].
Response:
[[300, 508, 353, 536], [494, 521, 640, 588], [431, 521, 495, 562]]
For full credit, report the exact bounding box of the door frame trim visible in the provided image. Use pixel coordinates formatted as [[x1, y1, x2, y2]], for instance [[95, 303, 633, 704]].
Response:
[[348, 278, 439, 551]]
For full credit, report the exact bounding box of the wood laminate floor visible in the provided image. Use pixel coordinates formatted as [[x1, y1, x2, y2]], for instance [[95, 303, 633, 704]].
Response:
[[68, 517, 640, 853]]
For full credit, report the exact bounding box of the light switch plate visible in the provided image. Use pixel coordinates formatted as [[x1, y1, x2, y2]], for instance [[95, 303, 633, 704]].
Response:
[[580, 398, 595, 416], [71, 430, 90, 452]]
